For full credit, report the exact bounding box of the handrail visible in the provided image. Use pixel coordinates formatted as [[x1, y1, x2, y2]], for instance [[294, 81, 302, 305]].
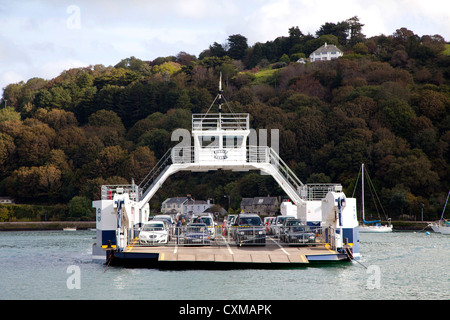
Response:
[[268, 147, 304, 189], [192, 113, 249, 131]]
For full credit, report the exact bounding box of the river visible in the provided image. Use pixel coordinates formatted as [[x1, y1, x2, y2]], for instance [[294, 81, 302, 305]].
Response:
[[0, 230, 448, 300]]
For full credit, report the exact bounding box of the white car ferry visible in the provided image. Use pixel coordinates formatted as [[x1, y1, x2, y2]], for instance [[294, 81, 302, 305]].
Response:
[[92, 77, 361, 267]]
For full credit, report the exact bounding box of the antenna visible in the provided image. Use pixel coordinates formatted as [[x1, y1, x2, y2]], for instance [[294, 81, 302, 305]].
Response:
[[218, 72, 223, 113]]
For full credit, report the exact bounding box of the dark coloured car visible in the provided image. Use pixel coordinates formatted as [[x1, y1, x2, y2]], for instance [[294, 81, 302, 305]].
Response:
[[233, 213, 266, 246], [279, 218, 303, 242], [183, 223, 211, 246], [281, 222, 316, 244]]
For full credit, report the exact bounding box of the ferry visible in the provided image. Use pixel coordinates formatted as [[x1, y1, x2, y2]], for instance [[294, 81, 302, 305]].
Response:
[[92, 76, 361, 268]]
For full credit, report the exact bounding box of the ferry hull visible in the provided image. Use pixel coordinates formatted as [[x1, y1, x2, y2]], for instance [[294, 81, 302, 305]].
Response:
[[104, 244, 352, 269]]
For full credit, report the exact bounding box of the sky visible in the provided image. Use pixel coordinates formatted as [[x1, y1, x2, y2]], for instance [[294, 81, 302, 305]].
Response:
[[1, 0, 450, 96]]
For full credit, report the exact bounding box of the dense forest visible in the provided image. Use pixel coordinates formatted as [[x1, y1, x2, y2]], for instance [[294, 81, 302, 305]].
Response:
[[1, 17, 449, 221]]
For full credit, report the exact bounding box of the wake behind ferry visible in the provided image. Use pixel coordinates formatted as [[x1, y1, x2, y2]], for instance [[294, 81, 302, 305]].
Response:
[[92, 77, 361, 268]]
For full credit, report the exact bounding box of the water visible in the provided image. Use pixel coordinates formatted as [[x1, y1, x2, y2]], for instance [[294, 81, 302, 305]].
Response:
[[0, 230, 448, 300]]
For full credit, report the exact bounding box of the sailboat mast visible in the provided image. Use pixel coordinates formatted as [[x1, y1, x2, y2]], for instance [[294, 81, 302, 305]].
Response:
[[362, 163, 365, 222], [439, 190, 450, 223]]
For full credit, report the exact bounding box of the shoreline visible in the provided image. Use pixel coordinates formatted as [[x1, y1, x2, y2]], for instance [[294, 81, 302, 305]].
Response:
[[0, 221, 96, 231]]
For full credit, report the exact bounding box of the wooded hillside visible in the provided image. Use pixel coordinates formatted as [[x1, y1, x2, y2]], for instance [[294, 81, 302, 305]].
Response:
[[1, 17, 449, 220]]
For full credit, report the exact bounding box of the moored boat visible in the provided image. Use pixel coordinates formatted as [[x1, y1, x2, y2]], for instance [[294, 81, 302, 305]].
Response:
[[356, 164, 392, 233], [430, 190, 450, 235]]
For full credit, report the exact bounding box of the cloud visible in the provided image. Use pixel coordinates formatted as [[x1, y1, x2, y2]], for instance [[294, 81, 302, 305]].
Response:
[[240, 0, 450, 43], [2, 0, 450, 95], [38, 59, 87, 80], [0, 71, 25, 89]]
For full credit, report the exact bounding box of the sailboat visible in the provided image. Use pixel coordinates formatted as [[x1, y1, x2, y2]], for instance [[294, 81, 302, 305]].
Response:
[[355, 163, 393, 233], [430, 190, 450, 235]]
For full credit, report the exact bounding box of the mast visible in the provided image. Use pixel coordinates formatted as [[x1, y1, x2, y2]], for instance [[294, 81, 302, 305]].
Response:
[[362, 163, 365, 223], [218, 72, 222, 129], [439, 190, 450, 223]]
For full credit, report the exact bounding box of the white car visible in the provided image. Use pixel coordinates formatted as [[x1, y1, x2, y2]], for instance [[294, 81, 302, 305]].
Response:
[[139, 221, 169, 245]]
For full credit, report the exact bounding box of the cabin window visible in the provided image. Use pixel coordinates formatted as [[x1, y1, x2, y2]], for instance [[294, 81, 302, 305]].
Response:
[[223, 136, 244, 148], [200, 135, 219, 148]]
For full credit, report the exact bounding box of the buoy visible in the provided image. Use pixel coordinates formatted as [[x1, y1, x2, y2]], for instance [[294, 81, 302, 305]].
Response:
[[425, 231, 430, 235]]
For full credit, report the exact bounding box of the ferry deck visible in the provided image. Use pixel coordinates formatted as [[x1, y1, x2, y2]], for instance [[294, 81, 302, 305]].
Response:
[[104, 231, 352, 268]]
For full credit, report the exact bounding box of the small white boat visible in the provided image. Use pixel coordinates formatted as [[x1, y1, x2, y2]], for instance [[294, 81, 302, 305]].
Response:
[[359, 222, 393, 233], [63, 227, 77, 231], [431, 223, 450, 234], [356, 164, 393, 233], [430, 190, 450, 235]]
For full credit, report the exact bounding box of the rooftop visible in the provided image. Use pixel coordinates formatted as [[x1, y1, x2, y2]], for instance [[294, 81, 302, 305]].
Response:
[[311, 42, 342, 54]]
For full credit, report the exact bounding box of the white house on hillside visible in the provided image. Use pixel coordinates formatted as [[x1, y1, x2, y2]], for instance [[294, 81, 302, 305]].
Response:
[[161, 197, 213, 217], [309, 42, 343, 62]]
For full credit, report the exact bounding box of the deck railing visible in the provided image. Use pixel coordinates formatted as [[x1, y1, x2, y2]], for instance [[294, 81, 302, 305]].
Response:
[[130, 224, 331, 248], [101, 184, 139, 201], [192, 113, 249, 131]]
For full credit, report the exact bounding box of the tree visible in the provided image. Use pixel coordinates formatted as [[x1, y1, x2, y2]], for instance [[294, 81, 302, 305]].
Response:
[[227, 34, 248, 60], [114, 56, 152, 75], [34, 108, 78, 130], [209, 42, 227, 58], [0, 107, 21, 122], [0, 133, 16, 178], [346, 16, 365, 45], [124, 146, 157, 183], [384, 150, 439, 195], [68, 196, 95, 220], [5, 165, 62, 203], [288, 26, 304, 46], [381, 98, 415, 137], [414, 90, 448, 121], [137, 129, 170, 159], [316, 21, 349, 45], [88, 109, 126, 136], [15, 120, 56, 166], [94, 145, 128, 179], [353, 42, 368, 55]]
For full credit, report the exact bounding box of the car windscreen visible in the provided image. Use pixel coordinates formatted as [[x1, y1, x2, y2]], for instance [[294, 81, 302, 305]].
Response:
[[187, 226, 206, 233], [200, 217, 212, 226], [143, 224, 164, 231], [239, 217, 261, 226]]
